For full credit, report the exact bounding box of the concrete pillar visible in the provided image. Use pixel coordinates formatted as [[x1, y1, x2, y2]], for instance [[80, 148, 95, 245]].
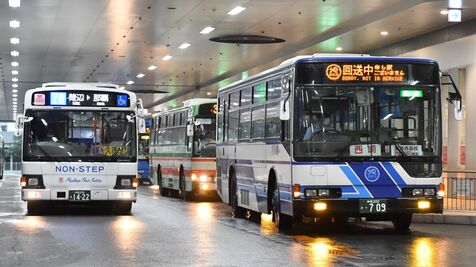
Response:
[[464, 65, 476, 170]]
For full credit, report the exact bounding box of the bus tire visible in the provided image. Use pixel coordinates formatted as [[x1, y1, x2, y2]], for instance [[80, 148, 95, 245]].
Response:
[[158, 167, 168, 197], [230, 170, 246, 218], [27, 201, 44, 215], [272, 181, 293, 231], [180, 168, 193, 201], [393, 213, 412, 233]]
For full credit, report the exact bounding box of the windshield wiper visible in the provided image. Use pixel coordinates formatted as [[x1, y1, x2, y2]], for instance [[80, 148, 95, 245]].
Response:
[[106, 138, 134, 161], [390, 139, 408, 159]]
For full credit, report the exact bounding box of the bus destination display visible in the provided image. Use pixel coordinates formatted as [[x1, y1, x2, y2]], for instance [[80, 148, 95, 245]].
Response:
[[325, 63, 408, 83], [33, 91, 130, 107]]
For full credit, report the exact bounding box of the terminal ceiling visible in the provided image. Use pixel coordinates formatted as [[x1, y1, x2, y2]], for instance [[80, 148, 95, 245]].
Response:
[[1, 0, 476, 120]]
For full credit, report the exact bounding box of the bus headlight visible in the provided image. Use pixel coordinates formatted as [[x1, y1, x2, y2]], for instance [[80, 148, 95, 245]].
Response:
[[199, 175, 211, 183], [191, 173, 198, 181], [412, 188, 423, 196], [318, 189, 329, 197], [305, 189, 317, 197], [424, 188, 435, 196], [121, 179, 131, 186]]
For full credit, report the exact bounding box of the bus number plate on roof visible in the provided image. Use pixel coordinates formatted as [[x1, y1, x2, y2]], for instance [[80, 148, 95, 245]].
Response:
[[32, 91, 130, 107]]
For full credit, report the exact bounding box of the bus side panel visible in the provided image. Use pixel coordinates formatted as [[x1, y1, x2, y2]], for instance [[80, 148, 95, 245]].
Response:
[[216, 146, 229, 203], [266, 143, 293, 216], [235, 143, 265, 212]]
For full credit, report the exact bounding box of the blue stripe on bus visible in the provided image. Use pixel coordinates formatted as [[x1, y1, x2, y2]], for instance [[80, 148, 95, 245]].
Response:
[[381, 162, 406, 187], [339, 166, 373, 198]]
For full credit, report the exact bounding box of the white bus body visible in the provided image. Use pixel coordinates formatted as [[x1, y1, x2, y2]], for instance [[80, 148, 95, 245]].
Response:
[[18, 83, 141, 214], [0, 136, 4, 179], [216, 54, 458, 231], [149, 99, 217, 200]]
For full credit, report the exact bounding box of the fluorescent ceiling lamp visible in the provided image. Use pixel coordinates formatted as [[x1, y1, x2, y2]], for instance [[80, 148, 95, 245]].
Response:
[[200, 26, 215, 34], [119, 86, 126, 90], [449, 0, 462, 8], [448, 9, 462, 22], [10, 37, 20, 44], [12, 89, 18, 93], [12, 70, 18, 75], [12, 78, 18, 82], [126, 80, 134, 85], [9, 20, 20, 28], [162, 55, 172, 61], [12, 94, 18, 97], [9, 0, 20, 8], [336, 47, 343, 51], [13, 98, 18, 101], [178, 42, 191, 49], [227, 6, 246, 16], [380, 31, 388, 36], [11, 61, 19, 67], [12, 84, 18, 88], [440, 9, 449, 15], [11, 51, 19, 57], [383, 113, 394, 120], [136, 73, 145, 78], [147, 65, 157, 70], [206, 92, 212, 96]]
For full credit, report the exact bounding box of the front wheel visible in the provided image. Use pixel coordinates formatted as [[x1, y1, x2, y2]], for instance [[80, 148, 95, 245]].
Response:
[[272, 183, 293, 231], [393, 213, 412, 232]]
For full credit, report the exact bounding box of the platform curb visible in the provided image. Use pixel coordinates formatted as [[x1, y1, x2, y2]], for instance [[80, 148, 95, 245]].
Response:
[[413, 213, 476, 225]]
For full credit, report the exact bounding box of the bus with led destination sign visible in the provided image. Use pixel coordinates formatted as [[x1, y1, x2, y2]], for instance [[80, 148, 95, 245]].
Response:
[[216, 54, 462, 231], [17, 83, 147, 215]]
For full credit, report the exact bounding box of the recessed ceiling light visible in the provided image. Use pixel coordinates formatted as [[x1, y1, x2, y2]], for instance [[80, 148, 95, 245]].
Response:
[[227, 6, 246, 16], [336, 47, 343, 51], [127, 80, 134, 85], [12, 84, 18, 88], [9, 20, 20, 28], [11, 61, 19, 67], [119, 86, 126, 90], [380, 31, 388, 36], [13, 98, 17, 101], [11, 70, 18, 75], [12, 78, 18, 82], [11, 50, 19, 57], [9, 0, 20, 8], [10, 37, 20, 44], [12, 89, 18, 93], [13, 94, 18, 97], [200, 26, 215, 34], [162, 55, 172, 61], [206, 92, 212, 96], [147, 65, 157, 70], [178, 42, 191, 49], [136, 73, 145, 78], [440, 9, 449, 15]]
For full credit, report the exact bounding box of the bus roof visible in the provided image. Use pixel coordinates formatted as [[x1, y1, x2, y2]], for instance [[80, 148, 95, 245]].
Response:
[[217, 54, 438, 94]]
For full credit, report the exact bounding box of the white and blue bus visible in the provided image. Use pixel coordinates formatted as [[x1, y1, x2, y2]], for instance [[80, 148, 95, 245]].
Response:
[[216, 54, 462, 231], [17, 83, 146, 214]]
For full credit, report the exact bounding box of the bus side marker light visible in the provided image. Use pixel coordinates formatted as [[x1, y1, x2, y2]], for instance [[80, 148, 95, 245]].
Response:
[[132, 178, 139, 188], [437, 183, 445, 198], [418, 200, 431, 209], [293, 184, 301, 199], [20, 177, 27, 188], [314, 202, 327, 211]]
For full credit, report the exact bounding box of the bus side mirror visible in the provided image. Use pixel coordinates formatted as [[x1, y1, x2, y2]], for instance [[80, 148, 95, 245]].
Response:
[[454, 99, 463, 121], [15, 115, 32, 130], [138, 118, 147, 134], [279, 100, 290, 120], [187, 124, 194, 137]]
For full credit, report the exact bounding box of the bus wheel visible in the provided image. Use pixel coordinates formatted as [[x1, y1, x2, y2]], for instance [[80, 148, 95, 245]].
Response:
[[393, 213, 412, 233], [27, 201, 44, 215], [158, 168, 168, 197], [179, 170, 193, 201], [230, 171, 246, 218], [272, 182, 293, 231]]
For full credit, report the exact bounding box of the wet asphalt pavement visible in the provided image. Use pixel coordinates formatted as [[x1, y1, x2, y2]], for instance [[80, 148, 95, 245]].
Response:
[[1, 172, 475, 267]]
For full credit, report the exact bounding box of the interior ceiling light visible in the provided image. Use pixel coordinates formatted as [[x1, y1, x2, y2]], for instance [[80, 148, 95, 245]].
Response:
[[12, 70, 18, 75], [440, 9, 449, 15], [9, 20, 20, 28], [12, 89, 18, 93], [178, 42, 191, 49], [12, 78, 18, 82], [10, 37, 20, 44], [147, 65, 157, 71], [127, 80, 134, 85], [11, 61, 19, 67], [210, 35, 285, 44], [227, 6, 246, 16], [380, 31, 389, 36], [162, 55, 172, 61], [200, 26, 215, 34], [449, 0, 462, 8], [9, 0, 20, 8], [11, 51, 19, 57], [136, 73, 145, 78], [12, 84, 18, 88], [13, 98, 18, 101], [336, 47, 343, 51]]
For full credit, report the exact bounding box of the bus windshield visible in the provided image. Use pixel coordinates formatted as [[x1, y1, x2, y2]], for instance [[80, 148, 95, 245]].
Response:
[[294, 86, 440, 161], [23, 110, 136, 162]]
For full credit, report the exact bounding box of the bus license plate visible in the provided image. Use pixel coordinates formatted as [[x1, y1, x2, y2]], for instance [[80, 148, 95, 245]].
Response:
[[69, 190, 91, 201], [359, 199, 387, 213]]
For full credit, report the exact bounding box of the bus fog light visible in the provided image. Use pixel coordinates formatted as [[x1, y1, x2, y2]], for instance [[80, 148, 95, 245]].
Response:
[[200, 184, 209, 190], [318, 189, 329, 197], [418, 200, 431, 209], [412, 188, 423, 196], [424, 189, 435, 196], [121, 179, 131, 186], [305, 189, 317, 197], [314, 202, 327, 211]]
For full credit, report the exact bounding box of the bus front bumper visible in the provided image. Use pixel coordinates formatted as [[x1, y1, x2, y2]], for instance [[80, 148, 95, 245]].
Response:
[[293, 198, 443, 218], [21, 189, 137, 202]]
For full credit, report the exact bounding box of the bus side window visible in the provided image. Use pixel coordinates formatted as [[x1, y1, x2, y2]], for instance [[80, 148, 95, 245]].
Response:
[[228, 110, 239, 141]]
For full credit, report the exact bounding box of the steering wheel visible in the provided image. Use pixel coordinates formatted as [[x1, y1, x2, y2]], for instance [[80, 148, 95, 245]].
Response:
[[313, 128, 341, 135]]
